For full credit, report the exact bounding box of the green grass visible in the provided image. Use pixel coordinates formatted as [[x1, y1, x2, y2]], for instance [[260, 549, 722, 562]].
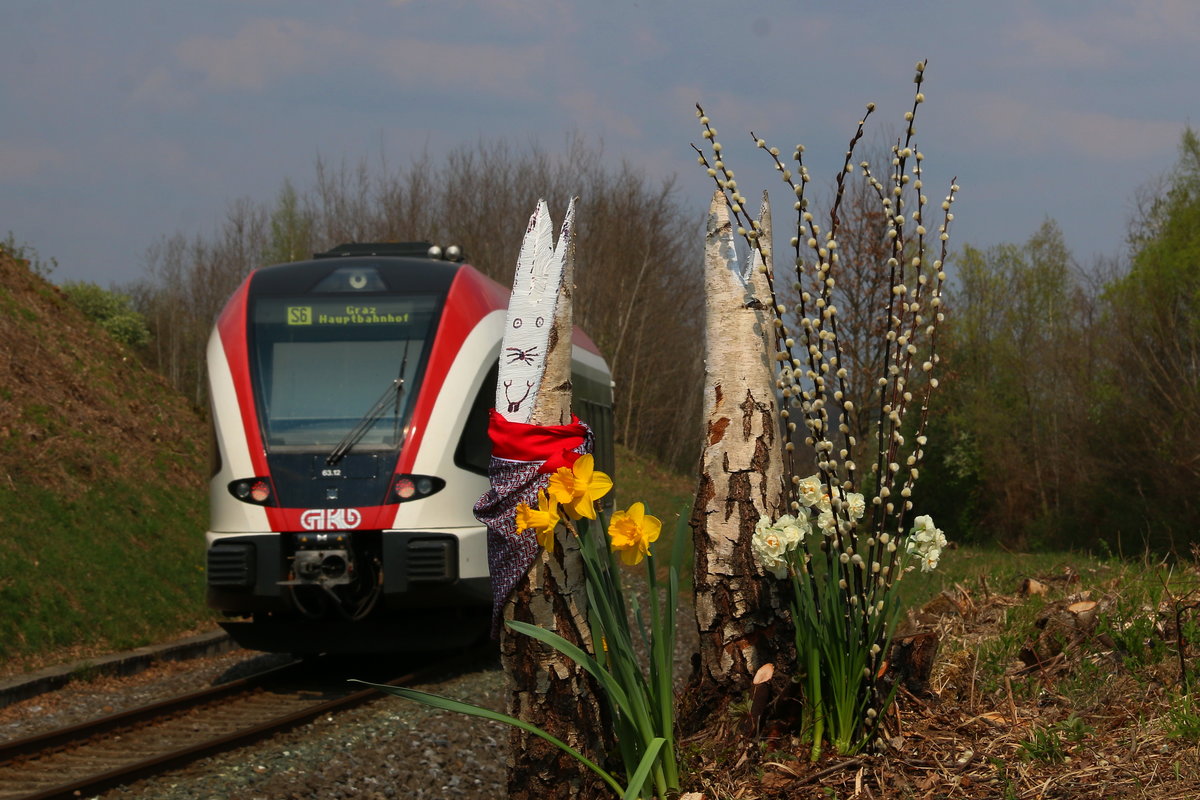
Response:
[[613, 444, 696, 529], [894, 542, 1200, 711], [1019, 713, 1093, 763], [0, 478, 213, 664], [894, 545, 1116, 609], [613, 444, 697, 582], [1165, 694, 1200, 741]]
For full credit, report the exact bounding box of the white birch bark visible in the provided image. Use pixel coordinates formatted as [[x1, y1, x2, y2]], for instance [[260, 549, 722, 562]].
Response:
[[690, 190, 790, 701]]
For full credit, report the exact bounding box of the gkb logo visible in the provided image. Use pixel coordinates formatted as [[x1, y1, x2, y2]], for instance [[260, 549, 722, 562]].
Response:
[[300, 508, 362, 530]]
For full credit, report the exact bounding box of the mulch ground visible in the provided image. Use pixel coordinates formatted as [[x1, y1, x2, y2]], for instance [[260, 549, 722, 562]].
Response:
[[680, 572, 1200, 799]]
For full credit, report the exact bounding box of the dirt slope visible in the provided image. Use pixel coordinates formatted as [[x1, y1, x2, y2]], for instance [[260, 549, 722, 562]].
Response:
[[0, 251, 206, 493]]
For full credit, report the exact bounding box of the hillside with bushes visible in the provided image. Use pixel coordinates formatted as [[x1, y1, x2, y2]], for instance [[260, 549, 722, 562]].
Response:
[[0, 247, 212, 670]]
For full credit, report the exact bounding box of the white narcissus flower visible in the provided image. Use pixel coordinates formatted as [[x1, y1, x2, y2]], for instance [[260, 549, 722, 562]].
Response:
[[763, 557, 788, 579], [816, 510, 836, 534], [752, 536, 788, 579], [845, 492, 866, 520], [904, 514, 947, 571], [752, 517, 789, 578], [795, 508, 815, 540], [772, 514, 803, 550], [755, 514, 774, 539], [796, 474, 825, 508], [753, 533, 785, 559], [774, 513, 797, 529]]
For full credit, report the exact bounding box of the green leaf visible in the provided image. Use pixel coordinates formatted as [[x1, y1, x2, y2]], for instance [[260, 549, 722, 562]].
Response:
[[622, 737, 665, 800]]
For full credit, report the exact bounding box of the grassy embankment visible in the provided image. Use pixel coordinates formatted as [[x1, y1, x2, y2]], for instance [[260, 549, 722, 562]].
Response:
[[612, 444, 696, 544], [0, 251, 214, 674]]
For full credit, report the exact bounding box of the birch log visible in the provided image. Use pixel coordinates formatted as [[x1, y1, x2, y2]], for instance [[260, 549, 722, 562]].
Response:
[[689, 190, 790, 708], [499, 200, 606, 800]]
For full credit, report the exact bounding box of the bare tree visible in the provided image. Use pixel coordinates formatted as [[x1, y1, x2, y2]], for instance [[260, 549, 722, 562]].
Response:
[[131, 137, 704, 473]]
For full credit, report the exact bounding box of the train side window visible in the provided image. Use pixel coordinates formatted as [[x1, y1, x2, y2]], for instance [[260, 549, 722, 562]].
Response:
[[454, 362, 499, 475], [577, 397, 616, 492], [207, 411, 223, 478]]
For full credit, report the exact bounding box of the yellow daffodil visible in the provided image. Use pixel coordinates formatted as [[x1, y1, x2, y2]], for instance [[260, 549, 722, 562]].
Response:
[[547, 453, 613, 520], [515, 489, 560, 552], [608, 502, 662, 566]]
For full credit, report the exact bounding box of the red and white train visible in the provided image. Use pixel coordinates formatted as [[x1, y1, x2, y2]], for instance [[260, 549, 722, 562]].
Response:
[[205, 242, 613, 653]]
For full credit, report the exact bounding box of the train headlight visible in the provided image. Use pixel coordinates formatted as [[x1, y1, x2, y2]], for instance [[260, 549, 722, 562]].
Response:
[[228, 477, 275, 505], [425, 244, 464, 261], [390, 474, 445, 503], [394, 477, 415, 500]]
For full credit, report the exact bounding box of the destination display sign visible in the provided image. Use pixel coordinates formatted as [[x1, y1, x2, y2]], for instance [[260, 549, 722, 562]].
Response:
[[286, 304, 410, 326], [254, 296, 438, 328]]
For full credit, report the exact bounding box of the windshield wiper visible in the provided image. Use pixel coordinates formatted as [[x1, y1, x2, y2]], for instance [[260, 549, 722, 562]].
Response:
[[326, 341, 410, 466]]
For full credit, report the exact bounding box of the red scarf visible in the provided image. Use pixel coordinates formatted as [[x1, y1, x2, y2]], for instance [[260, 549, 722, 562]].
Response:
[[487, 408, 587, 473]]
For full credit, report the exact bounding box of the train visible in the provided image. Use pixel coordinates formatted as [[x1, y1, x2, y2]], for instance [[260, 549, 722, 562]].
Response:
[[204, 242, 614, 654]]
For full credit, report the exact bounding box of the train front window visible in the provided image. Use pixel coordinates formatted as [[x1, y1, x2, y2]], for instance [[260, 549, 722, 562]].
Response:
[[250, 295, 441, 450]]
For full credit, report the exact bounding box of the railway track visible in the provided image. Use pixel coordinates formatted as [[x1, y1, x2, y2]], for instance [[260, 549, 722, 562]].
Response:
[[0, 647, 489, 800]]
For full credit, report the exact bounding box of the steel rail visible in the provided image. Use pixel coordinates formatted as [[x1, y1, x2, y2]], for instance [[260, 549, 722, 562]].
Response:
[[0, 646, 490, 800], [0, 659, 302, 764]]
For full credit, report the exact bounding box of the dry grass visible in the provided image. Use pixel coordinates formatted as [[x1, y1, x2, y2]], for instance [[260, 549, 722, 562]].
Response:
[[679, 555, 1200, 799]]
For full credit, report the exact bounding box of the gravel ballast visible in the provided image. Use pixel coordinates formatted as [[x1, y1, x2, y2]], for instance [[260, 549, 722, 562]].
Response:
[[2, 589, 698, 800], [101, 658, 513, 800], [1, 642, 510, 800]]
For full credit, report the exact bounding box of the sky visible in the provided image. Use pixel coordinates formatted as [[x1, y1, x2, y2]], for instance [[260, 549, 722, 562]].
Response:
[[1, 1, 1194, 287]]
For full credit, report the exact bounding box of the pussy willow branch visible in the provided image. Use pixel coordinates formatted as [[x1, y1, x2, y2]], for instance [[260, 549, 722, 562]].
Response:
[[693, 66, 958, 674], [864, 64, 926, 520], [868, 178, 957, 617], [758, 118, 873, 505], [747, 120, 871, 512]]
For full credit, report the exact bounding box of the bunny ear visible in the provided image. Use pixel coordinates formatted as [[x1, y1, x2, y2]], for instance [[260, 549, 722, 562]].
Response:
[[744, 192, 776, 317], [496, 199, 573, 423], [552, 196, 577, 271], [705, 190, 741, 297], [475, 196, 586, 636], [511, 199, 555, 300]]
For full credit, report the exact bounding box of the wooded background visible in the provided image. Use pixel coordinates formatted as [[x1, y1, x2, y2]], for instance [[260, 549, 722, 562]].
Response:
[[125, 138, 706, 475], [45, 129, 1200, 554]]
